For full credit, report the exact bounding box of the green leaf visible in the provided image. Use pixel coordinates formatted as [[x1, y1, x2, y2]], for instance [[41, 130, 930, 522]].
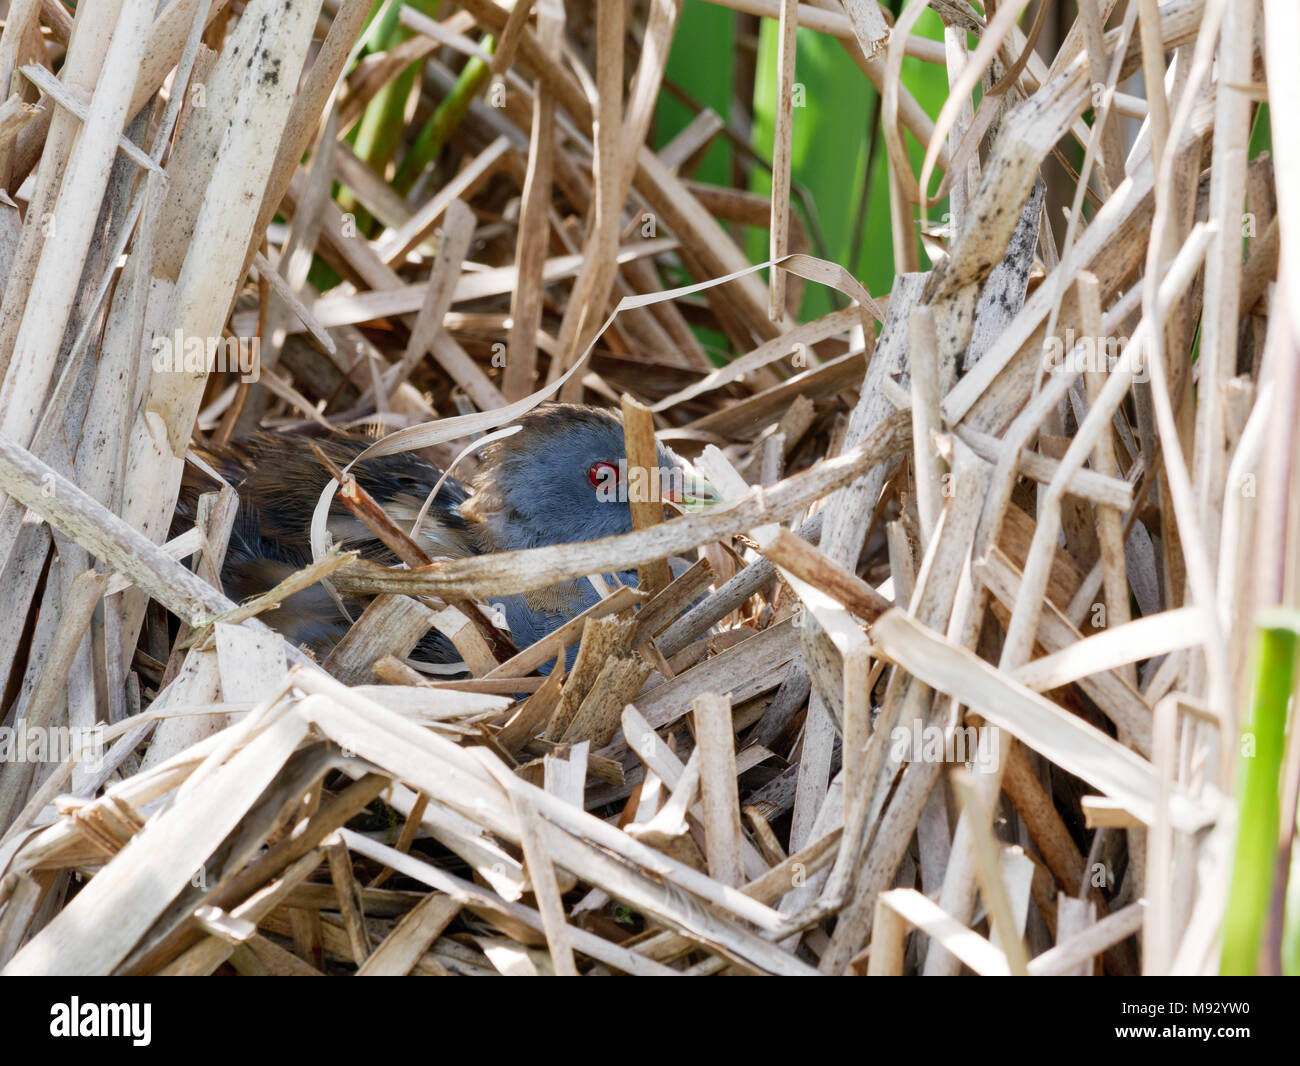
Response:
[[657, 1, 736, 188], [749, 10, 951, 320], [1221, 612, 1298, 974]]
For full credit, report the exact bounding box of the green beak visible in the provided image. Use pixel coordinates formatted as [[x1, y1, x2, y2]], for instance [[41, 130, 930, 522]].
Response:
[[671, 464, 721, 512]]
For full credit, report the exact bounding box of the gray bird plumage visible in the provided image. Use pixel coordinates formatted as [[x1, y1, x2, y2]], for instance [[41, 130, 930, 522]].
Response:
[[176, 403, 715, 671]]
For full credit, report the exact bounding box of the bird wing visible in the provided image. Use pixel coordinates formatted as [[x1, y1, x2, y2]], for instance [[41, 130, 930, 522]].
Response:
[[177, 431, 476, 568], [173, 432, 476, 667]]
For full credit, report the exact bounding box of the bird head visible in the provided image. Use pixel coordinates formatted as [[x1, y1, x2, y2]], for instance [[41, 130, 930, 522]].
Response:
[[463, 403, 718, 553]]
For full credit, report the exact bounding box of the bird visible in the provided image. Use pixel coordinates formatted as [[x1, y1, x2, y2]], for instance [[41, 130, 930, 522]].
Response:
[[176, 403, 718, 670]]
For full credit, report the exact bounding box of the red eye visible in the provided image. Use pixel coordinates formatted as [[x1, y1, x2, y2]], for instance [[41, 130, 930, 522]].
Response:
[[588, 460, 619, 489]]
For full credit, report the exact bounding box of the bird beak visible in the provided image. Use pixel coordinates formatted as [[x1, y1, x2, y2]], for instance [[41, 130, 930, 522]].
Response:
[[666, 464, 720, 512]]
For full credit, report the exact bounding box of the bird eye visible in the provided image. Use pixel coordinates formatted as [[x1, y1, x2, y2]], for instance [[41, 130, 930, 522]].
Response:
[[588, 460, 619, 490]]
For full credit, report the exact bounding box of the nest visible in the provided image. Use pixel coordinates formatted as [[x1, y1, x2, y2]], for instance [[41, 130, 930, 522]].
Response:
[[0, 0, 1293, 977]]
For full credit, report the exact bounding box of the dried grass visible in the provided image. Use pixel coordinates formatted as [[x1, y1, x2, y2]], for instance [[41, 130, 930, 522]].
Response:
[[0, 0, 1291, 977]]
